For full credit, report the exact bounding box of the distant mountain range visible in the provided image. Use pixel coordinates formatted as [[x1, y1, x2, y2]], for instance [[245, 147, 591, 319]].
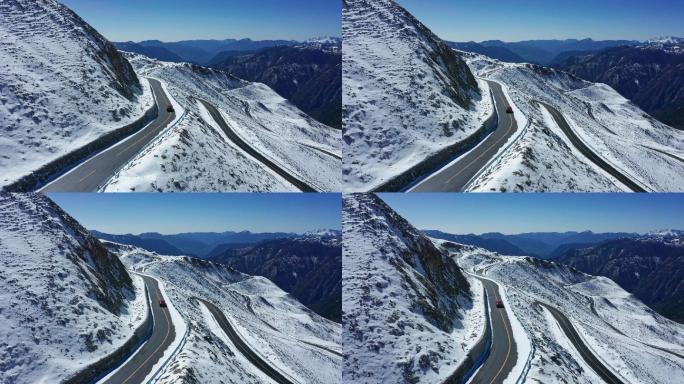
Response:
[[555, 231, 684, 323], [92, 230, 294, 257], [209, 41, 342, 128], [424, 230, 637, 258], [115, 38, 300, 65], [208, 232, 342, 322], [554, 39, 684, 129], [450, 38, 639, 65]]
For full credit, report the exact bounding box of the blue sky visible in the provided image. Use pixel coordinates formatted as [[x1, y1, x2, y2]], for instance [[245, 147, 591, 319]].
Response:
[[48, 193, 341, 235], [379, 193, 684, 235], [60, 0, 340, 41], [397, 0, 684, 42]]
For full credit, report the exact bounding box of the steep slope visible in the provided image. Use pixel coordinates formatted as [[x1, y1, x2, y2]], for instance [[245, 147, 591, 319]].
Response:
[[210, 42, 342, 128], [465, 53, 684, 192], [555, 43, 684, 129], [0, 0, 153, 187], [210, 231, 342, 322], [101, 54, 341, 192], [456, 246, 684, 384], [112, 244, 341, 384], [342, 0, 491, 191], [343, 194, 484, 383], [0, 193, 147, 384], [556, 233, 684, 322]]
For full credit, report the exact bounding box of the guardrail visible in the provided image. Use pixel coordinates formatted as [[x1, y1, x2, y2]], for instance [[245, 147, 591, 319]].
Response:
[[514, 343, 535, 384], [145, 322, 190, 384], [462, 116, 530, 192], [4, 87, 158, 192], [64, 282, 153, 384], [440, 286, 492, 384], [372, 89, 498, 192]]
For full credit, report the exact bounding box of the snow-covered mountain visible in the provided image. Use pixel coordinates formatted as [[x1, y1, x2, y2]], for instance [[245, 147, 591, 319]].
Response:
[[453, 244, 684, 384], [101, 54, 341, 192], [0, 193, 147, 384], [0, 0, 153, 187], [555, 233, 684, 322], [343, 194, 484, 383], [110, 243, 341, 384], [342, 0, 492, 191], [464, 53, 684, 191], [208, 232, 342, 322]]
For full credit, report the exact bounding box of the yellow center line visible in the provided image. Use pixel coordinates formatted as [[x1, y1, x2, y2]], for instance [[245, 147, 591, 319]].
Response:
[[78, 169, 97, 182], [489, 283, 513, 384], [117, 114, 174, 157], [121, 283, 172, 384], [445, 111, 515, 185]]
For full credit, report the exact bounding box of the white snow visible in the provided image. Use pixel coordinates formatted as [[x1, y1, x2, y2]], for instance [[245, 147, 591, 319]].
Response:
[[343, 195, 484, 383], [113, 244, 341, 384], [0, 0, 153, 187], [0, 193, 147, 384], [101, 54, 341, 192], [463, 53, 684, 192], [455, 246, 684, 384], [342, 0, 492, 191]]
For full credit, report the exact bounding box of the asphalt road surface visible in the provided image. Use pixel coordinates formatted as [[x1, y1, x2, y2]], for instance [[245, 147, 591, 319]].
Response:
[[470, 277, 518, 384], [541, 303, 624, 384], [410, 81, 518, 192], [198, 298, 295, 384], [197, 98, 317, 192], [40, 79, 175, 192], [540, 102, 646, 192], [104, 275, 176, 384]]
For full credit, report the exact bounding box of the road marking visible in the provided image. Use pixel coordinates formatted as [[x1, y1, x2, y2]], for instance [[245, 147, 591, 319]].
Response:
[[78, 169, 97, 182], [121, 283, 172, 384], [117, 114, 174, 157], [488, 282, 513, 384], [445, 111, 515, 185]]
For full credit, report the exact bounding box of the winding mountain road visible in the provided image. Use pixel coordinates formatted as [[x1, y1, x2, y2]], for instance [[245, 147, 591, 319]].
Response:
[[40, 79, 176, 192], [197, 98, 317, 192], [198, 298, 295, 384], [541, 302, 624, 384], [410, 81, 518, 192], [470, 277, 518, 384], [540, 102, 646, 192], [103, 275, 176, 384]]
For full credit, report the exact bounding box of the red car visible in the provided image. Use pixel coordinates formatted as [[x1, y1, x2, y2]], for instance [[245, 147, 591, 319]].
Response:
[[496, 299, 504, 308], [505, 106, 514, 114], [159, 299, 167, 308], [166, 105, 174, 113]]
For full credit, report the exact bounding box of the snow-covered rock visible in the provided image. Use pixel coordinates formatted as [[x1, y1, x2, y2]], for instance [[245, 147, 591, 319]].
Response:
[[342, 194, 484, 383], [0, 0, 153, 187], [0, 193, 147, 383], [342, 0, 492, 191]]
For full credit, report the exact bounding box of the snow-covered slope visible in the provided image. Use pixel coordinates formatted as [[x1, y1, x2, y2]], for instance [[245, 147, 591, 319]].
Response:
[[102, 54, 341, 192], [111, 243, 341, 384], [465, 54, 684, 191], [0, 0, 153, 187], [342, 194, 484, 383], [454, 245, 684, 384], [0, 193, 147, 384], [342, 0, 492, 191]]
